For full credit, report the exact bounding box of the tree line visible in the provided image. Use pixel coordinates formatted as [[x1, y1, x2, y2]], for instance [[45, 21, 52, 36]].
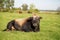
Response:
[[0, 0, 59, 14], [0, 0, 40, 13]]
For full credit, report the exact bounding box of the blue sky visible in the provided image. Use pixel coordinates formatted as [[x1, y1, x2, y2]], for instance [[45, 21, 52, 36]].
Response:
[[14, 0, 60, 10]]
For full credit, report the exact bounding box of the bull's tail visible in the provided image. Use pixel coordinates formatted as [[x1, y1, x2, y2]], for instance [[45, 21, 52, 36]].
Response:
[[3, 20, 15, 31], [3, 29, 7, 31]]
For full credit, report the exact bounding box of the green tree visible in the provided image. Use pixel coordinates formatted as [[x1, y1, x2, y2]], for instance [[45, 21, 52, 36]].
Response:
[[0, 0, 4, 11], [10, 0, 14, 9], [21, 4, 28, 11], [29, 4, 36, 13], [34, 9, 40, 13], [28, 4, 40, 13], [0, 0, 14, 12], [4, 0, 14, 10]]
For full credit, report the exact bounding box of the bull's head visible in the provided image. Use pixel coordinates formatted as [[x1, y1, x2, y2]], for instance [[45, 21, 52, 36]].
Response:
[[32, 16, 42, 27], [31, 14, 42, 32], [27, 14, 42, 32]]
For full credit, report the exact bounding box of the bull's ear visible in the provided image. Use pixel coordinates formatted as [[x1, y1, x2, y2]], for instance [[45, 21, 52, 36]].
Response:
[[39, 17, 42, 19]]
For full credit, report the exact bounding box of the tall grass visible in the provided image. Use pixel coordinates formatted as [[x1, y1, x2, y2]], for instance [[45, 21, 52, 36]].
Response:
[[0, 12, 60, 40]]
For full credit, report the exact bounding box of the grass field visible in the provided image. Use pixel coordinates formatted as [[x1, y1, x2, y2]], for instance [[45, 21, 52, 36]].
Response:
[[0, 12, 60, 40]]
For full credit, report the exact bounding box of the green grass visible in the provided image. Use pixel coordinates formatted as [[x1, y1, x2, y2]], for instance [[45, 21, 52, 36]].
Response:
[[0, 12, 60, 40]]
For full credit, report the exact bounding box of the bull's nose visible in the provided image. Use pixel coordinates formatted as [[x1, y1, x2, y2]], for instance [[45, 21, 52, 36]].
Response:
[[33, 23, 37, 26]]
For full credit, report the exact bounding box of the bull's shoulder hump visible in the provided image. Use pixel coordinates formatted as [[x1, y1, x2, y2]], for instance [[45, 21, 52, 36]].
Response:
[[14, 18, 28, 26]]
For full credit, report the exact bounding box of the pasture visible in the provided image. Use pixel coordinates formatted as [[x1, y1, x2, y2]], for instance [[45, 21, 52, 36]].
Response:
[[0, 12, 60, 40]]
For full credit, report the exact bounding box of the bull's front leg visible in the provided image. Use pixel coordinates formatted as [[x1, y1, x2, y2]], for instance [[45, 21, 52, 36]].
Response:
[[34, 25, 40, 32]]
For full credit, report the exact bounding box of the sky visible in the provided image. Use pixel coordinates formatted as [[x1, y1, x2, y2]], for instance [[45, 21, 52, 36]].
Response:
[[14, 0, 60, 10]]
